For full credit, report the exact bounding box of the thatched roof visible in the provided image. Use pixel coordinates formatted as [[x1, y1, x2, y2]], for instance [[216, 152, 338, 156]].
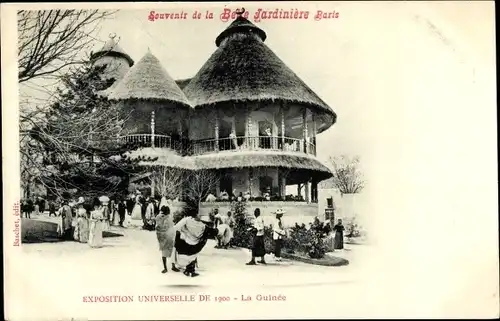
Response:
[[183, 16, 336, 125], [122, 148, 331, 180], [175, 78, 191, 90], [190, 151, 333, 179], [108, 51, 191, 108], [124, 148, 196, 170], [90, 37, 134, 67]]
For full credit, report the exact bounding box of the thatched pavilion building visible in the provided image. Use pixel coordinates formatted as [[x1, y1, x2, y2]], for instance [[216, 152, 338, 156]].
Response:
[[183, 15, 336, 206], [100, 14, 336, 223]]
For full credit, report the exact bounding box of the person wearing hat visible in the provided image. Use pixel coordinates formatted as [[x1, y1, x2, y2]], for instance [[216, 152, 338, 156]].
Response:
[[59, 199, 73, 240], [88, 197, 106, 248], [171, 209, 218, 277], [272, 209, 287, 261], [74, 197, 90, 243], [100, 196, 111, 231]]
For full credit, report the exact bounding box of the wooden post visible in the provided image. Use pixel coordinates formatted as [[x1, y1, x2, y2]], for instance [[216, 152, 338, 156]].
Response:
[[305, 181, 310, 203], [280, 171, 286, 200], [151, 111, 155, 148], [302, 107, 308, 154], [312, 112, 317, 155], [214, 110, 219, 152], [280, 102, 285, 150], [247, 104, 253, 149]]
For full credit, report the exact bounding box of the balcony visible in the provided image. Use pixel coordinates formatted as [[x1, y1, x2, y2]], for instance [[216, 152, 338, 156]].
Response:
[[118, 134, 184, 153], [115, 134, 316, 156], [191, 135, 316, 156]]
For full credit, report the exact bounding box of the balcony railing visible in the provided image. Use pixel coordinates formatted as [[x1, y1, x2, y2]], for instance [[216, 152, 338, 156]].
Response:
[[191, 135, 316, 156]]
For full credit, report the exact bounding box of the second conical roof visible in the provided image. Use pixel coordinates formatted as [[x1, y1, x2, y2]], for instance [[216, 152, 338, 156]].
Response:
[[108, 51, 191, 108]]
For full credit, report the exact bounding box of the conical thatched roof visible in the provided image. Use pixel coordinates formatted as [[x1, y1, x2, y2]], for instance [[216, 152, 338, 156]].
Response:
[[183, 16, 336, 123], [90, 36, 134, 67], [108, 51, 191, 108]]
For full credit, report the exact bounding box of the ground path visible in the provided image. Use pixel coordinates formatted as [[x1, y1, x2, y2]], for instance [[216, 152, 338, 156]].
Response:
[[10, 213, 375, 320]]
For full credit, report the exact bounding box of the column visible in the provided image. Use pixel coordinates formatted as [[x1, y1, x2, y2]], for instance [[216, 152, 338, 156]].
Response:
[[215, 180, 221, 197], [305, 181, 310, 203], [302, 107, 308, 154], [280, 172, 286, 200], [177, 119, 183, 151], [214, 110, 219, 152], [280, 102, 285, 150], [311, 179, 318, 203], [151, 111, 155, 148], [247, 104, 254, 149], [312, 113, 317, 155]]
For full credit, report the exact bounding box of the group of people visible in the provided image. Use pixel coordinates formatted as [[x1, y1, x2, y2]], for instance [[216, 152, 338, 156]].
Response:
[[59, 196, 114, 248], [21, 197, 49, 218], [245, 207, 287, 265]]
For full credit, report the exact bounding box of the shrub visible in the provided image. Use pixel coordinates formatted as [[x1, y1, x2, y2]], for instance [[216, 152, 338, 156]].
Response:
[[230, 201, 252, 248], [283, 223, 327, 259]]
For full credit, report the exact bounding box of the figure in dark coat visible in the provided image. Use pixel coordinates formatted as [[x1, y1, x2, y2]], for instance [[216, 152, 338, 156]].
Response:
[[333, 219, 345, 250]]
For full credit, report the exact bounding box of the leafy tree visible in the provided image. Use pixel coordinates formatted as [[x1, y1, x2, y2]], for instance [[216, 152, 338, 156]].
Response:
[[25, 63, 155, 200], [328, 155, 365, 194]]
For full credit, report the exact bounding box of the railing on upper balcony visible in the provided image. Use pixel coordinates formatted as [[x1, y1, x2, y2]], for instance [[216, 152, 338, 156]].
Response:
[[117, 134, 185, 153], [191, 136, 316, 156]]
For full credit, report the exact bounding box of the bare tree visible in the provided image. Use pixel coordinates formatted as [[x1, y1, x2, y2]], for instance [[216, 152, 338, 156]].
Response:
[[328, 155, 365, 194], [17, 9, 116, 83], [184, 170, 219, 209], [150, 166, 187, 200]]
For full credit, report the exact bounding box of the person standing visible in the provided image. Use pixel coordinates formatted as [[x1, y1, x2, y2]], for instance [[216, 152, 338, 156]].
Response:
[[144, 198, 156, 231], [88, 197, 106, 248], [101, 197, 111, 231], [48, 201, 57, 217], [272, 209, 286, 261], [117, 199, 126, 227], [333, 219, 345, 250], [33, 198, 40, 216], [246, 208, 266, 265], [74, 197, 90, 243], [155, 206, 175, 273], [59, 200, 73, 240]]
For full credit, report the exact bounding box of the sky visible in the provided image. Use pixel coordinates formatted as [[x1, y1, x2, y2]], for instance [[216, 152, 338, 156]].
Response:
[[18, 1, 495, 189], [5, 3, 498, 315]]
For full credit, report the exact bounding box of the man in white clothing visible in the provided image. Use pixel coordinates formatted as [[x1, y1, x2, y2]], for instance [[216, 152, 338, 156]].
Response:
[[272, 208, 286, 261]]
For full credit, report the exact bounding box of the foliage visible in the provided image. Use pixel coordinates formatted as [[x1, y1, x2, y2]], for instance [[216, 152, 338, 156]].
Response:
[[18, 9, 116, 83], [283, 223, 327, 259], [183, 170, 219, 208], [228, 200, 328, 258], [23, 63, 156, 200], [230, 201, 252, 248], [150, 166, 186, 200], [328, 155, 365, 194], [345, 216, 366, 238]]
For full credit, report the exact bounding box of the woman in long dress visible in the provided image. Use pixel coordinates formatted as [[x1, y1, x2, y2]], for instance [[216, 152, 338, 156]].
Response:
[[144, 198, 156, 231], [333, 219, 345, 250], [131, 194, 143, 220], [112, 200, 120, 226], [171, 210, 218, 277], [74, 198, 90, 243], [88, 197, 106, 248], [155, 206, 175, 273]]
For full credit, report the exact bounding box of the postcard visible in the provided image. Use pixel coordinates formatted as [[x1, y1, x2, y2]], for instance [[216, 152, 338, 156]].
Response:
[[2, 1, 498, 320]]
